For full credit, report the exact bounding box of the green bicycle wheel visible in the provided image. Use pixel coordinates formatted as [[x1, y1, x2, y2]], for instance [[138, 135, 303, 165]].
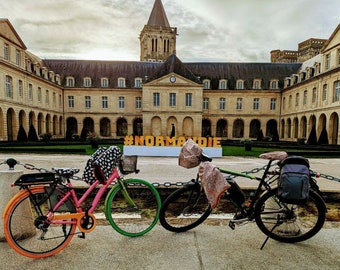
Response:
[[104, 178, 161, 237]]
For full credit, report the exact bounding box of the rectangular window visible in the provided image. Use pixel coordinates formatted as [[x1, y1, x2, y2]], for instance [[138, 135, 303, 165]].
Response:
[[334, 81, 340, 102], [236, 98, 242, 110], [18, 80, 23, 97], [68, 96, 74, 108], [102, 96, 108, 109], [53, 92, 56, 107], [67, 78, 74, 87], [5, 75, 12, 98], [16, 49, 21, 66], [118, 78, 125, 88], [45, 90, 49, 104], [295, 93, 299, 106], [203, 80, 210, 89], [119, 96, 125, 108], [219, 98, 225, 110], [338, 49, 340, 66], [101, 78, 108, 88], [219, 80, 227, 89], [153, 93, 160, 106], [236, 80, 243, 90], [28, 84, 33, 100], [135, 79, 142, 88], [85, 96, 91, 108], [136, 97, 142, 109], [185, 93, 192, 107], [325, 54, 330, 70], [37, 87, 41, 102], [4, 43, 9, 60], [270, 98, 276, 110], [253, 98, 259, 110], [203, 98, 209, 110], [323, 84, 327, 101], [169, 93, 176, 107], [84, 78, 91, 87], [303, 90, 307, 105], [312, 87, 317, 103]]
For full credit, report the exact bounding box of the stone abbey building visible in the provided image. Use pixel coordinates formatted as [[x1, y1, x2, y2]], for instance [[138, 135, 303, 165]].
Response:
[[1, 0, 340, 144]]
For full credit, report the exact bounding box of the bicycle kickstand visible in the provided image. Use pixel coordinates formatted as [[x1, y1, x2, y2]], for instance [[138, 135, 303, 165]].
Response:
[[260, 224, 279, 250]]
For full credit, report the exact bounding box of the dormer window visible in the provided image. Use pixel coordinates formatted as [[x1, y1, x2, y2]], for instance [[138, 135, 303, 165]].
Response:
[[118, 77, 126, 88], [135, 78, 142, 88], [66, 77, 75, 87], [270, 80, 278, 89], [48, 71, 55, 82], [101, 77, 109, 88], [84, 77, 92, 87], [219, 79, 227, 89], [203, 79, 210, 89], [253, 79, 261, 89], [236, 80, 244, 90]]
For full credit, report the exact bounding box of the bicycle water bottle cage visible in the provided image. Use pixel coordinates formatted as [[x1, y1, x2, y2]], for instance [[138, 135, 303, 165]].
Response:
[[14, 173, 56, 186]]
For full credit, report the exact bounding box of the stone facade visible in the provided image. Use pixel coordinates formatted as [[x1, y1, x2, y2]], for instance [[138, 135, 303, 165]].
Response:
[[0, 1, 340, 145]]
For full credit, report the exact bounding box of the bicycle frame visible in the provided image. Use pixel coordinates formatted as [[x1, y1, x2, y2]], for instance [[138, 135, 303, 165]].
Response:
[[34, 167, 129, 233]]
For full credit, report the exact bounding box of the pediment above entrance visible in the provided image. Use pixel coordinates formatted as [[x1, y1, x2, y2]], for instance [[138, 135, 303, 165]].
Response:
[[145, 72, 200, 87]]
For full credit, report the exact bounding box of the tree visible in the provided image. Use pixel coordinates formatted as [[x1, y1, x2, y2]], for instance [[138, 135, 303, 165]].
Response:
[[256, 129, 264, 141], [318, 127, 329, 145], [28, 124, 39, 141], [17, 125, 28, 142], [307, 125, 317, 145]]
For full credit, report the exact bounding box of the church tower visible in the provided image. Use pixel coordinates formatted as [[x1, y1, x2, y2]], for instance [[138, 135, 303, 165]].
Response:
[[140, 0, 177, 62]]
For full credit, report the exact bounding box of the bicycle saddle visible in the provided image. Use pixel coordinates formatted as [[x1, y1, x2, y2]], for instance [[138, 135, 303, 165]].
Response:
[[259, 151, 288, 161]]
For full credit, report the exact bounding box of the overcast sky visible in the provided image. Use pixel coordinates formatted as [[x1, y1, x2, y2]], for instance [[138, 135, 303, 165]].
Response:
[[1, 0, 339, 62]]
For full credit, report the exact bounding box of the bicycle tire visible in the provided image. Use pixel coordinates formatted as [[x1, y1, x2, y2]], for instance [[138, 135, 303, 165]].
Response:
[[159, 183, 212, 232], [254, 187, 326, 243], [104, 178, 161, 237], [3, 186, 77, 258]]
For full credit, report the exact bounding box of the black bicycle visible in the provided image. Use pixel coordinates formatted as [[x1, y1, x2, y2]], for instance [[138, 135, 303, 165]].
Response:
[[159, 150, 327, 247]]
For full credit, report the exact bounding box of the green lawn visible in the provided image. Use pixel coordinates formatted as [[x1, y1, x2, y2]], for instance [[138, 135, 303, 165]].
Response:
[[0, 143, 326, 158]]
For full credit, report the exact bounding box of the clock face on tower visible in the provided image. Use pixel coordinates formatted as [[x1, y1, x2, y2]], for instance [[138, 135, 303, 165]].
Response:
[[170, 75, 176, 83]]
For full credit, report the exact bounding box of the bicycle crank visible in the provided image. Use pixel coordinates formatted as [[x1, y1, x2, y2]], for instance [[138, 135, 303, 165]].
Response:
[[50, 212, 97, 233]]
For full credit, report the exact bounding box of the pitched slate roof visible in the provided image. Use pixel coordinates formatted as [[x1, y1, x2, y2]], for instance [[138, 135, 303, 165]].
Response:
[[185, 62, 302, 89], [43, 59, 162, 88], [43, 57, 301, 90]]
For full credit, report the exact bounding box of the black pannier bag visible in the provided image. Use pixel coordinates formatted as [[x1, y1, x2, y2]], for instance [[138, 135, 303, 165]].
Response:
[[278, 156, 310, 205]]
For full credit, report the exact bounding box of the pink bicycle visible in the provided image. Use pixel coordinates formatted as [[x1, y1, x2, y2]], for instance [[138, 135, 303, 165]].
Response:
[[2, 146, 161, 258]]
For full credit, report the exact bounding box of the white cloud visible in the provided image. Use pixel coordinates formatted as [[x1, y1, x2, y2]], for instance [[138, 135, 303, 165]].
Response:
[[0, 0, 339, 62]]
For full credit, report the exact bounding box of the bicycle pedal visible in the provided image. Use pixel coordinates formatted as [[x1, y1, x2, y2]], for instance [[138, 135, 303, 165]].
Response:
[[78, 232, 86, 239], [231, 217, 249, 224], [228, 221, 235, 230]]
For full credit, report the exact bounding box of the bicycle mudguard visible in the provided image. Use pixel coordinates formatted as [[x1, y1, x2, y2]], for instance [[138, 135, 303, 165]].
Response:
[[2, 186, 45, 219]]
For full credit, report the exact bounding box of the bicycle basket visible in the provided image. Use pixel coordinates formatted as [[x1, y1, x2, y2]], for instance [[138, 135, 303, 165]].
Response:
[[120, 155, 137, 174], [14, 173, 55, 186]]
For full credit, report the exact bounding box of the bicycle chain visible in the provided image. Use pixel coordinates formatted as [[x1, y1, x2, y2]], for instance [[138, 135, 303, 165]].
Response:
[[1, 160, 340, 185]]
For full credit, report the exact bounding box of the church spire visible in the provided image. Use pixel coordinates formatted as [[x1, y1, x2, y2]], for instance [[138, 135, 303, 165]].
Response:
[[147, 0, 170, 27], [140, 0, 177, 62]]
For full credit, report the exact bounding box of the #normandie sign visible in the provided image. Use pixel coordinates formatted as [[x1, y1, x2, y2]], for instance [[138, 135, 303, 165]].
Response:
[[123, 136, 222, 157]]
